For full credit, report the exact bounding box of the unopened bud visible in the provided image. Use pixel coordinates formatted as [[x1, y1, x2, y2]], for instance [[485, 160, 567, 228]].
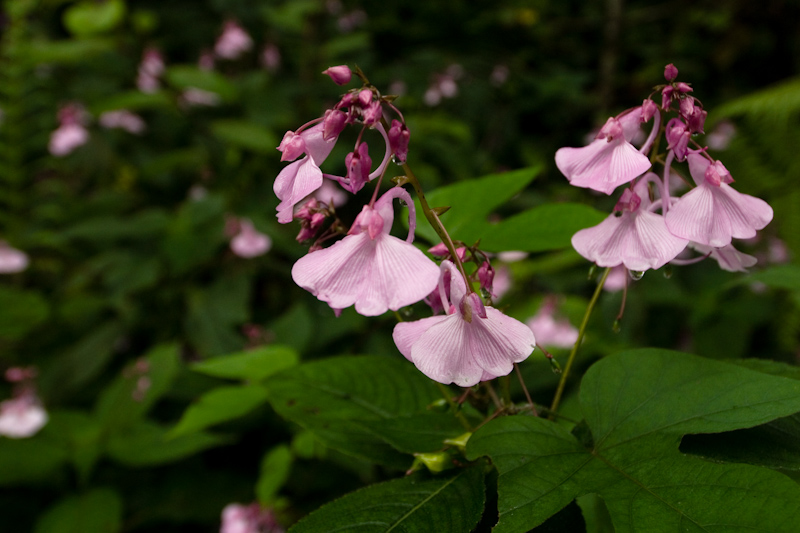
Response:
[[641, 99, 658, 123], [322, 109, 347, 141], [388, 119, 410, 163], [322, 65, 352, 85], [664, 63, 678, 82]]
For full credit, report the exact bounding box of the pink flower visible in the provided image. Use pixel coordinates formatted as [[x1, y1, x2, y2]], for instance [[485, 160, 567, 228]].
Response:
[[49, 123, 89, 156], [526, 300, 578, 349], [322, 65, 352, 85], [220, 503, 283, 533], [555, 117, 652, 194], [215, 21, 253, 60], [292, 188, 439, 316], [0, 242, 28, 274], [393, 261, 535, 386], [180, 88, 221, 107], [137, 48, 164, 93], [230, 219, 271, 258], [99, 110, 146, 134], [0, 393, 48, 439], [388, 119, 410, 163], [312, 179, 348, 207], [603, 265, 629, 292], [690, 242, 757, 273], [665, 152, 773, 247], [274, 123, 338, 223], [261, 44, 281, 72], [572, 178, 689, 271]]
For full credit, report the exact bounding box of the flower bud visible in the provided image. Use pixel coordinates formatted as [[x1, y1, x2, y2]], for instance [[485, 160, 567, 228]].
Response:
[[661, 85, 674, 111], [388, 119, 410, 163], [344, 142, 372, 193], [641, 99, 658, 123], [322, 65, 352, 85], [459, 293, 487, 323], [358, 88, 373, 107], [322, 109, 347, 141], [277, 130, 306, 161], [704, 160, 733, 186], [361, 100, 383, 125], [664, 63, 678, 82], [665, 118, 690, 161], [596, 117, 624, 141], [477, 261, 494, 294]]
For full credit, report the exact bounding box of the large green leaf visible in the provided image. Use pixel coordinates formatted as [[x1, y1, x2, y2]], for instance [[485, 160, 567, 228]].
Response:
[[264, 356, 464, 468], [192, 345, 299, 382], [479, 203, 606, 253], [169, 385, 269, 438], [289, 466, 485, 533], [106, 421, 231, 466], [34, 488, 122, 533], [466, 349, 800, 533], [412, 166, 540, 244]]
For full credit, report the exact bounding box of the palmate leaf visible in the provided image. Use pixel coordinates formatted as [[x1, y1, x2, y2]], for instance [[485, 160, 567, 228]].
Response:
[[289, 466, 485, 533], [466, 349, 800, 533]]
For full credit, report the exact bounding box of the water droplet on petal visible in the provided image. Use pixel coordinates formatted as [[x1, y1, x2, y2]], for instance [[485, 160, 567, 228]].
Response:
[[629, 270, 644, 281]]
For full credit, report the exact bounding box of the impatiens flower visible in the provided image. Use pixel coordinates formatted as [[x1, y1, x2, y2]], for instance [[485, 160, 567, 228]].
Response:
[[215, 21, 253, 60], [555, 117, 652, 194], [0, 242, 29, 274], [393, 261, 535, 386], [49, 123, 89, 156], [99, 110, 146, 134], [313, 179, 348, 207], [344, 142, 371, 193], [137, 47, 164, 93], [388, 119, 410, 163], [292, 187, 439, 316], [230, 219, 271, 258], [572, 178, 689, 271], [690, 242, 757, 273], [665, 152, 773, 247], [220, 503, 283, 533], [603, 265, 629, 292], [322, 65, 352, 86], [0, 393, 48, 439], [526, 299, 579, 349]]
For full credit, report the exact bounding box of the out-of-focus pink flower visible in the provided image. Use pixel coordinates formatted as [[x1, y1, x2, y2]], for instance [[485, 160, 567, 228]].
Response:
[[292, 187, 439, 316], [336, 9, 367, 32], [261, 44, 281, 72], [137, 47, 164, 93], [555, 117, 652, 194], [526, 300, 578, 349], [497, 251, 527, 263], [198, 49, 215, 71], [665, 151, 773, 248], [492, 265, 512, 301], [4, 367, 36, 383], [572, 178, 688, 271], [312, 179, 348, 208], [603, 265, 628, 292], [490, 65, 509, 87], [322, 65, 352, 86], [49, 123, 88, 156], [706, 120, 737, 151], [230, 219, 271, 258], [0, 393, 48, 439], [215, 21, 253, 60], [99, 110, 146, 134], [393, 261, 535, 387], [220, 503, 283, 533], [181, 88, 221, 107], [0, 242, 29, 274]]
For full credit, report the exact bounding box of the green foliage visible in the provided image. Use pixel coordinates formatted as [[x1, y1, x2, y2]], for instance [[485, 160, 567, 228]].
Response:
[[170, 385, 270, 438], [35, 488, 122, 533], [466, 349, 800, 532]]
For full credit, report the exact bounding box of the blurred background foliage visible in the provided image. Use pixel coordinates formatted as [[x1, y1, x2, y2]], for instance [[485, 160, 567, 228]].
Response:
[[0, 0, 798, 531]]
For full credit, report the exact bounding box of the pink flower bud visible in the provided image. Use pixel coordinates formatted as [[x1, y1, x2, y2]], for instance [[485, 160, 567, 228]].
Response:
[[477, 261, 494, 294], [704, 160, 733, 187], [310, 212, 326, 229], [322, 65, 352, 85], [613, 188, 642, 213], [428, 243, 449, 256], [675, 82, 693, 94], [277, 131, 306, 161], [661, 85, 674, 111], [596, 117, 624, 141], [350, 205, 384, 240], [665, 118, 690, 161], [358, 88, 373, 107], [295, 198, 319, 221], [641, 99, 658, 123], [664, 63, 678, 82], [344, 142, 371, 193], [322, 109, 347, 141], [362, 100, 383, 125], [388, 120, 410, 163]]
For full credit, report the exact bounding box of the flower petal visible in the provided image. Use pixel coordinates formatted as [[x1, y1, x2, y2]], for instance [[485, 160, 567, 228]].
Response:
[[556, 138, 651, 194], [571, 215, 628, 267], [623, 210, 687, 270], [665, 185, 731, 247], [275, 156, 323, 223]]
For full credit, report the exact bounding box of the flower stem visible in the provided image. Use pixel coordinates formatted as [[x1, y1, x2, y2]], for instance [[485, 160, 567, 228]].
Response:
[[435, 382, 472, 431], [549, 266, 611, 415]]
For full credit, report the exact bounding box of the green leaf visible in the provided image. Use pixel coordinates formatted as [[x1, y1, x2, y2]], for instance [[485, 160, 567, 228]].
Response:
[[90, 91, 172, 114], [480, 203, 606, 253], [106, 420, 231, 466], [412, 166, 540, 244], [265, 356, 461, 468], [184, 275, 250, 357], [169, 385, 269, 438], [165, 66, 238, 101], [289, 466, 485, 533], [23, 39, 115, 65], [735, 265, 800, 291], [192, 345, 299, 382], [210, 120, 278, 153], [43, 410, 102, 483], [256, 445, 292, 505], [0, 437, 68, 486], [0, 286, 49, 341], [63, 0, 126, 37], [466, 349, 800, 533], [34, 488, 122, 533]]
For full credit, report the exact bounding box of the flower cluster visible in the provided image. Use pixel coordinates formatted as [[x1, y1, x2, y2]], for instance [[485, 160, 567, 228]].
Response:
[[273, 67, 535, 386], [557, 64, 773, 275], [0, 367, 47, 439]]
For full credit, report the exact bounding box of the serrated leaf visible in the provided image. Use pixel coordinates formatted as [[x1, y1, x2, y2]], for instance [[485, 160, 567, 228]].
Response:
[[480, 203, 606, 253], [256, 445, 292, 504], [106, 420, 231, 466], [169, 385, 269, 438], [192, 345, 298, 382], [289, 466, 485, 533], [34, 488, 122, 533], [412, 166, 540, 244], [466, 349, 800, 533], [210, 120, 278, 153], [264, 356, 461, 468]]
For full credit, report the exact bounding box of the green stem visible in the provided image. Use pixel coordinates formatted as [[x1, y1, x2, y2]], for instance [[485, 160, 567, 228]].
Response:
[[549, 267, 611, 415], [435, 382, 472, 431]]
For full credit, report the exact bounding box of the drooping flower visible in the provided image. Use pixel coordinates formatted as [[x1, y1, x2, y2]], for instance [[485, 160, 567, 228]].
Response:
[[0, 393, 48, 439], [526, 299, 578, 349], [690, 242, 757, 273], [230, 219, 271, 258], [215, 21, 253, 60], [665, 151, 773, 247], [292, 187, 439, 316], [0, 242, 29, 274], [393, 260, 535, 387], [555, 117, 652, 194], [572, 178, 689, 271]]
